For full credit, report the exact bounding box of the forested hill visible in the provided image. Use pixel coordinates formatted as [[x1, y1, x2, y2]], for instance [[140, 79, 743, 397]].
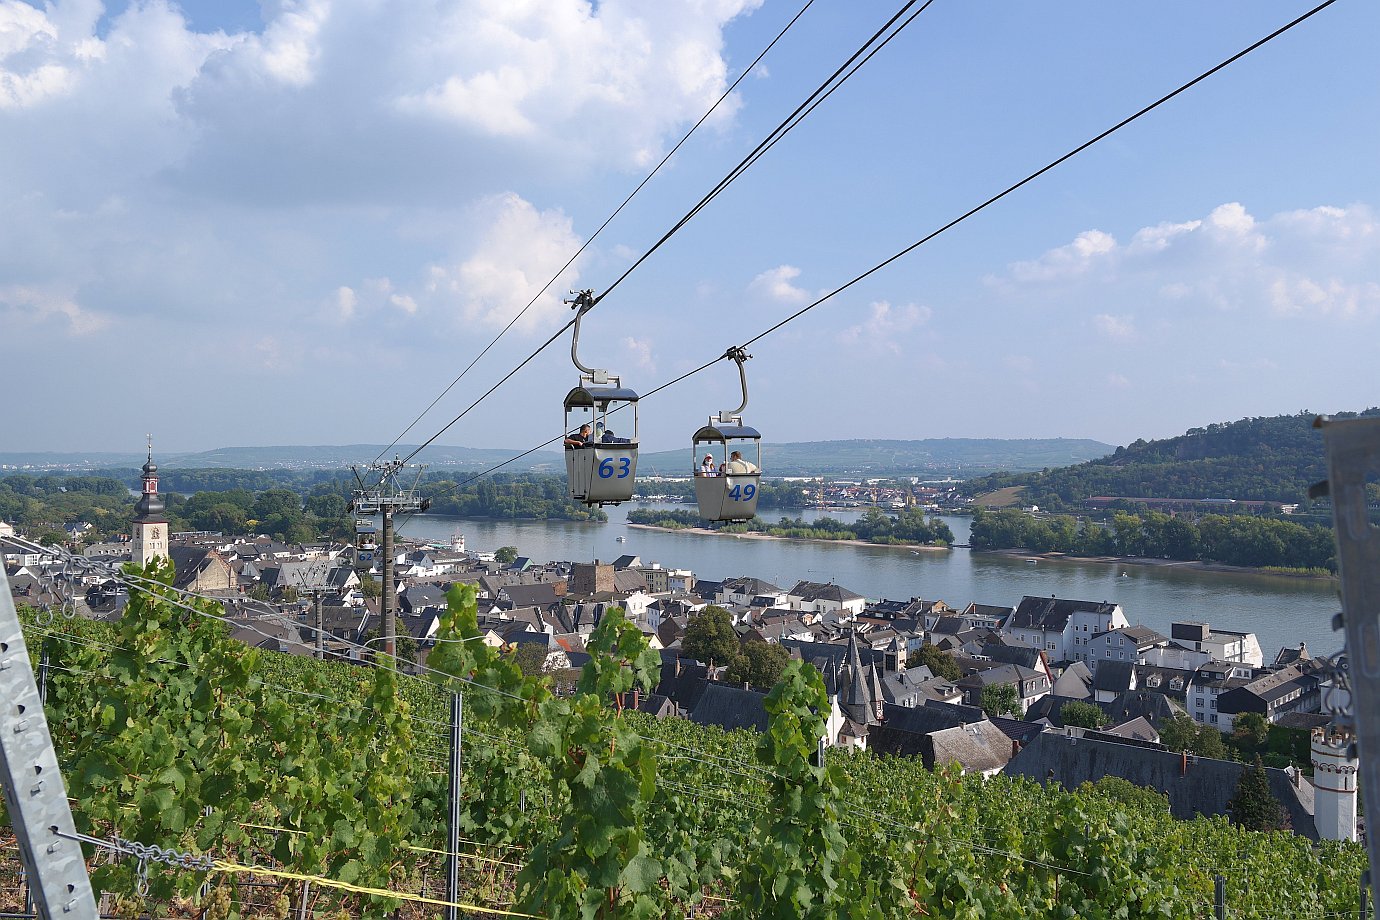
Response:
[[637, 437, 1112, 477], [962, 409, 1380, 510]]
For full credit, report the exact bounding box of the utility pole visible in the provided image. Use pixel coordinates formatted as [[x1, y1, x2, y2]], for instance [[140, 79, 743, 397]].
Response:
[[350, 458, 428, 667]]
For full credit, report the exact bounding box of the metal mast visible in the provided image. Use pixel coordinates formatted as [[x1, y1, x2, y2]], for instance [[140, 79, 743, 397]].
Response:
[[350, 458, 428, 667]]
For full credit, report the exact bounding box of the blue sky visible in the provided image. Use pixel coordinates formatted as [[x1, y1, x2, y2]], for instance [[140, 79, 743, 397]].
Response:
[[2, 0, 1376, 457]]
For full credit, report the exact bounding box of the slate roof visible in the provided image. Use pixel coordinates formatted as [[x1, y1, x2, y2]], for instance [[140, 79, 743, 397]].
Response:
[[1004, 733, 1317, 838], [1050, 662, 1093, 699], [499, 583, 559, 609], [1100, 691, 1183, 729], [1093, 660, 1136, 694], [788, 580, 863, 603], [1009, 596, 1117, 632], [689, 683, 769, 733]]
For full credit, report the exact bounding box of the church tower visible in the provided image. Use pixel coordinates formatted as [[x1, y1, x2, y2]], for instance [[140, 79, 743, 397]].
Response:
[[131, 436, 169, 567]]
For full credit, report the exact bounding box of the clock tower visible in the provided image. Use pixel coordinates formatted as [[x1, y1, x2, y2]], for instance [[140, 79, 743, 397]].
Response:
[[131, 435, 169, 567]]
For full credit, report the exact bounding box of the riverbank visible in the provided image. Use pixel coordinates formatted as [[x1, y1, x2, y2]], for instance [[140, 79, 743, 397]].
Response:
[[625, 522, 951, 553], [979, 547, 1337, 581]]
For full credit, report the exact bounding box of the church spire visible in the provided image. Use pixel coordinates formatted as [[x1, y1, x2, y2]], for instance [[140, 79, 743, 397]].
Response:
[[132, 435, 168, 566]]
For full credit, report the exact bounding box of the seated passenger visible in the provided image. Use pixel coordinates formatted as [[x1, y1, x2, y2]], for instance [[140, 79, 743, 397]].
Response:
[[699, 453, 718, 476], [564, 424, 592, 449], [725, 450, 759, 474]]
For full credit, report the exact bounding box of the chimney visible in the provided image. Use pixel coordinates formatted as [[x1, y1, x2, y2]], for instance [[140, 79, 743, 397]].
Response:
[[633, 688, 640, 709], [1180, 751, 1188, 777]]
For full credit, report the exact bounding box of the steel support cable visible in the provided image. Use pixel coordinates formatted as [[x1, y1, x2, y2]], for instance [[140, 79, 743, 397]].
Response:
[[735, 0, 1342, 351], [627, 0, 938, 260], [392, 317, 576, 471], [591, 0, 931, 308], [398, 0, 1342, 503], [383, 0, 930, 480], [372, 0, 820, 466]]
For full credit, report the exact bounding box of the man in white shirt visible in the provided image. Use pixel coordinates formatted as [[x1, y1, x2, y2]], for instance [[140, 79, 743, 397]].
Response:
[[724, 450, 758, 474]]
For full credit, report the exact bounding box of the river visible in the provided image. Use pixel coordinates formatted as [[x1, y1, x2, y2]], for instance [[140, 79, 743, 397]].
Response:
[[392, 503, 1340, 662]]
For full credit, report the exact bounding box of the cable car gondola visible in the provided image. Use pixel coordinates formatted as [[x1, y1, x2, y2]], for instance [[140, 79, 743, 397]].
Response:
[[692, 347, 761, 521], [563, 291, 639, 506]]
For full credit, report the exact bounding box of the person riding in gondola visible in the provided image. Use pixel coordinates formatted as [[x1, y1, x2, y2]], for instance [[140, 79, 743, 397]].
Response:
[[699, 453, 718, 476], [564, 423, 592, 449]]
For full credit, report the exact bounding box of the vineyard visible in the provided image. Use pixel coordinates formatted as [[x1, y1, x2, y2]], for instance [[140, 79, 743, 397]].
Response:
[[3, 560, 1367, 918]]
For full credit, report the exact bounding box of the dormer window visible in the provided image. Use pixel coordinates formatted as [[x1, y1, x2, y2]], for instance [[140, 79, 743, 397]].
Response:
[[1170, 677, 1184, 691]]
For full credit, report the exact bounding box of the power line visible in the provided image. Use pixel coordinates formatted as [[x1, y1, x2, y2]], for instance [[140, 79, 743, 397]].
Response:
[[373, 0, 821, 467]]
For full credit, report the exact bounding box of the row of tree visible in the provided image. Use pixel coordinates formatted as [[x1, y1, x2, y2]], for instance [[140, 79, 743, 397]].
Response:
[[969, 508, 1336, 571], [627, 507, 954, 546]]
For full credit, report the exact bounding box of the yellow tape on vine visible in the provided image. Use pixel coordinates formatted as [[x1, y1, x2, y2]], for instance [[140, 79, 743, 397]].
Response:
[[212, 859, 545, 919]]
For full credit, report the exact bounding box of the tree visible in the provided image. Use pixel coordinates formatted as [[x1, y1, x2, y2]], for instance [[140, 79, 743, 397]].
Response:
[[980, 683, 1022, 719], [1159, 714, 1199, 753], [279, 585, 299, 604], [1229, 758, 1287, 831], [681, 605, 741, 667], [247, 582, 271, 602], [495, 545, 519, 564], [1060, 700, 1108, 729], [358, 574, 381, 598], [727, 640, 791, 689], [36, 529, 67, 546], [1195, 725, 1227, 759], [910, 643, 961, 682], [511, 642, 549, 677], [1233, 711, 1270, 747]]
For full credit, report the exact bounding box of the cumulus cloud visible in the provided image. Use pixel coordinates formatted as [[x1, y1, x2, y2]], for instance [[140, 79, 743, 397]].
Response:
[[333, 285, 357, 320], [0, 284, 109, 334], [1092, 313, 1135, 342], [840, 301, 931, 353], [993, 202, 1380, 321], [622, 336, 656, 372], [421, 193, 584, 333], [748, 264, 809, 305]]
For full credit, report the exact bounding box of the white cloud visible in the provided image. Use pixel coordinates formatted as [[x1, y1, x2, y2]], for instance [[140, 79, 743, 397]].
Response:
[[1106, 373, 1130, 389], [0, 284, 108, 334], [389, 293, 419, 315], [994, 202, 1380, 321], [1092, 313, 1135, 342], [334, 285, 357, 320], [748, 264, 809, 304], [421, 193, 584, 333], [1008, 229, 1117, 283], [622, 336, 655, 372], [840, 301, 931, 353]]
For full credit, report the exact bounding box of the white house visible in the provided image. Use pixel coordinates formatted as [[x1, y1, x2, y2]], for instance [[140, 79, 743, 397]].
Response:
[[1003, 596, 1128, 664], [1170, 622, 1263, 668], [787, 580, 867, 619]]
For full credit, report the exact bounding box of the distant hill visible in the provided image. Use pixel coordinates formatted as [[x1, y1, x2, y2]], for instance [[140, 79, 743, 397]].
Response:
[[960, 409, 1380, 510], [636, 438, 1113, 477], [0, 444, 562, 473], [4, 438, 1111, 479]]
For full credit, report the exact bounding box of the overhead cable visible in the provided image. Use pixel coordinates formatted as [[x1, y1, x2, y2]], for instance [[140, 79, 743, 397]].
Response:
[[410, 0, 1341, 494], [592, 0, 935, 307], [373, 0, 820, 466], [388, 0, 936, 476]]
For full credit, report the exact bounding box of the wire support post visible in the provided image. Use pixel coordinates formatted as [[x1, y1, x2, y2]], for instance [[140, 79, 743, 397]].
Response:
[[0, 566, 99, 919], [1316, 414, 1380, 873], [447, 691, 463, 920], [350, 458, 429, 667]]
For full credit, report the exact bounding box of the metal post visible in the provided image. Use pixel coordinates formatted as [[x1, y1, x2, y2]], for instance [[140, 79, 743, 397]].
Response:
[[0, 566, 98, 919], [1361, 869, 1371, 920], [314, 592, 325, 661], [1318, 417, 1380, 874], [447, 691, 463, 920], [297, 880, 309, 920], [1214, 874, 1226, 920], [382, 508, 396, 668]]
